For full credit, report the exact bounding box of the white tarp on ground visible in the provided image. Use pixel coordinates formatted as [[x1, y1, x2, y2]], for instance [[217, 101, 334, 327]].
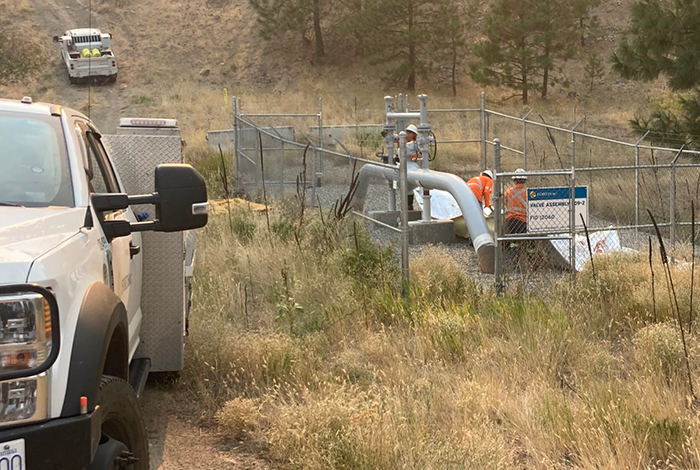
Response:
[[550, 229, 622, 271], [413, 187, 463, 220]]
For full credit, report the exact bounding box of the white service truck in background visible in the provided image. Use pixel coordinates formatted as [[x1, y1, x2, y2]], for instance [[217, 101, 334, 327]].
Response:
[[53, 29, 118, 84], [0, 97, 208, 469]]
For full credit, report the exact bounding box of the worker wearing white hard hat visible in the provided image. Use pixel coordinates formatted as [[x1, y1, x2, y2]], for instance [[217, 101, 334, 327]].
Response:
[[404, 124, 419, 161], [506, 168, 528, 234], [467, 169, 494, 214]]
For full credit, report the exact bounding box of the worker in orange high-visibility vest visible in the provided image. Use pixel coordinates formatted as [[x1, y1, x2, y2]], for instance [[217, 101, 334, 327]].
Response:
[[467, 170, 493, 209], [505, 168, 528, 234]]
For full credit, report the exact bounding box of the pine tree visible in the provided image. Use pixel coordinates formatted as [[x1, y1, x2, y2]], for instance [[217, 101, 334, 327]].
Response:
[[584, 53, 605, 92], [432, 0, 470, 96], [469, 0, 543, 104], [612, 0, 700, 146], [335, 0, 369, 57], [249, 0, 327, 58], [364, 0, 440, 90], [534, 0, 577, 99], [470, 0, 596, 103]]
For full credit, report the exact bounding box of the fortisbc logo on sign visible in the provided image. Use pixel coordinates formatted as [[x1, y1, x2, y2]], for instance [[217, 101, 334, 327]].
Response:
[[527, 186, 588, 233]]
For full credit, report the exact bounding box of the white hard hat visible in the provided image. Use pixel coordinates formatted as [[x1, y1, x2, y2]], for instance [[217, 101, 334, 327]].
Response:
[[406, 124, 418, 134], [482, 169, 493, 179], [512, 168, 527, 181]]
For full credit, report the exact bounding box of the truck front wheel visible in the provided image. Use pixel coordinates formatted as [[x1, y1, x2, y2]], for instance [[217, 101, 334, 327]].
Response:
[[88, 376, 149, 470]]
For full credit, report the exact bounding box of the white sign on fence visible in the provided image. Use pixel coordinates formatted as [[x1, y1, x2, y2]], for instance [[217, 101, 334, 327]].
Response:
[[527, 186, 588, 233]]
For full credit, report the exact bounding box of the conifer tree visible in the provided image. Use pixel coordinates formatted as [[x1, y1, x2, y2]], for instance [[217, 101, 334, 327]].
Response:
[[364, 0, 440, 90], [249, 0, 327, 58], [612, 0, 700, 147], [432, 0, 470, 96], [469, 0, 542, 104], [470, 0, 596, 103]]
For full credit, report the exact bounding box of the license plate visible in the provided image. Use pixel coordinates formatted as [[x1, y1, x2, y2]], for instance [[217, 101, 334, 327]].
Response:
[[0, 439, 25, 469]]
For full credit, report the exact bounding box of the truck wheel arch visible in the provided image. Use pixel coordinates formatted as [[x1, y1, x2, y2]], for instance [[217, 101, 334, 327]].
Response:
[[60, 282, 129, 417]]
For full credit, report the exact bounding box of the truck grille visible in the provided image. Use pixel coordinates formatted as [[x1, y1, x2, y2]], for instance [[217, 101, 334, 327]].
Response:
[[73, 34, 100, 44]]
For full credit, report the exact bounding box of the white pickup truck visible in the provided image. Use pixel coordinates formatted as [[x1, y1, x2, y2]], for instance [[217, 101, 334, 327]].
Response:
[[53, 29, 118, 84], [0, 97, 208, 469]]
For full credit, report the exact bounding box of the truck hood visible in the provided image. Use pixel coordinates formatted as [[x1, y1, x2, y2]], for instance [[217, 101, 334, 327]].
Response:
[[0, 207, 85, 284]]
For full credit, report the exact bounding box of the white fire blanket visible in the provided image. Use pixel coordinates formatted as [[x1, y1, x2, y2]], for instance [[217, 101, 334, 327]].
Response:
[[550, 229, 622, 271]]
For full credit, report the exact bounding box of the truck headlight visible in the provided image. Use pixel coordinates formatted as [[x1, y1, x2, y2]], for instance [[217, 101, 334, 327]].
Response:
[[0, 293, 52, 372], [0, 374, 48, 425], [0, 286, 60, 382]]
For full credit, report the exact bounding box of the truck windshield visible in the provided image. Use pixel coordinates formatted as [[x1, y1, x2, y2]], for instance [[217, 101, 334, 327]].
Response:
[[0, 112, 74, 207]]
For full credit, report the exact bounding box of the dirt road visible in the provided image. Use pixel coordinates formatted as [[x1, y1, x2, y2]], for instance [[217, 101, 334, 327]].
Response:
[[31, 0, 135, 133], [141, 384, 271, 469]]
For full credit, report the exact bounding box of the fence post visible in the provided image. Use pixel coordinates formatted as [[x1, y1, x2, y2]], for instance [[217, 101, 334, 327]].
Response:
[[480, 92, 487, 171], [418, 94, 432, 223], [522, 109, 533, 170], [569, 138, 577, 283], [634, 131, 650, 234], [311, 147, 317, 208], [232, 96, 240, 190], [493, 139, 504, 295], [670, 145, 685, 247], [399, 131, 410, 296], [318, 98, 324, 186]]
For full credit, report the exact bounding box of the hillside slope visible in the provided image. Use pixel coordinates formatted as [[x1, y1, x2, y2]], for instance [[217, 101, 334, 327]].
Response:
[[3, 0, 664, 148]]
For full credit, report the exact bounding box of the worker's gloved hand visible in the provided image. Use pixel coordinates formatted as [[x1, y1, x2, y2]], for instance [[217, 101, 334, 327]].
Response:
[[483, 206, 494, 218]]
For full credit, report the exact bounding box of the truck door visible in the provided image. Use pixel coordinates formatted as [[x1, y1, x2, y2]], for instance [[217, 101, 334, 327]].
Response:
[[77, 123, 142, 351]]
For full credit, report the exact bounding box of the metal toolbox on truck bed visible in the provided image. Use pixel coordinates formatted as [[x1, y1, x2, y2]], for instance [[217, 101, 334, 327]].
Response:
[[103, 128, 195, 372]]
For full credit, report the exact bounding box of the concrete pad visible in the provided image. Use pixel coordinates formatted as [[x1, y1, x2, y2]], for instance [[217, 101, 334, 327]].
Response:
[[367, 210, 421, 227], [409, 219, 456, 244]]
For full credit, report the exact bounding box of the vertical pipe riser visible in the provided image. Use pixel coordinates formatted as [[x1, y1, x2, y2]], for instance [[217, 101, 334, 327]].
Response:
[[418, 94, 432, 222], [384, 96, 397, 211]]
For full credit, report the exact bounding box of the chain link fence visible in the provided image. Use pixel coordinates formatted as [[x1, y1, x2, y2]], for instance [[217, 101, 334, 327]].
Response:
[[212, 93, 700, 292]]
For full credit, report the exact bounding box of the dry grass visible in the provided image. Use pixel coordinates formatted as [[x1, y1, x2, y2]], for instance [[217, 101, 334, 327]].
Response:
[[181, 198, 700, 469]]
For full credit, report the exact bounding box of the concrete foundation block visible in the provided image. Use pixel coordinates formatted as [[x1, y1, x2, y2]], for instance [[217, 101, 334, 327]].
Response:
[[367, 210, 421, 227], [408, 219, 456, 245]]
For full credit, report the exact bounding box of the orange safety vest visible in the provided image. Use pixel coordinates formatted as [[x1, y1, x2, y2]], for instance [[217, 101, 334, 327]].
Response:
[[505, 184, 527, 222], [467, 175, 493, 207]]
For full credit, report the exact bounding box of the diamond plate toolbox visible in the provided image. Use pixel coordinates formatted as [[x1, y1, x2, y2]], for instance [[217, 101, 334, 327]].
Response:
[[103, 135, 186, 372]]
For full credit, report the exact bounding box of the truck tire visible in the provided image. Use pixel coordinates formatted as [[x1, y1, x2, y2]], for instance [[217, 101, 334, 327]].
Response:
[[89, 375, 149, 470], [109, 74, 117, 83]]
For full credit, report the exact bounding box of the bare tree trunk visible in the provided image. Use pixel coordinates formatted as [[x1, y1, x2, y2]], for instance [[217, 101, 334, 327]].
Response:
[[580, 17, 585, 47], [313, 0, 325, 58], [522, 71, 528, 105], [542, 65, 549, 99]]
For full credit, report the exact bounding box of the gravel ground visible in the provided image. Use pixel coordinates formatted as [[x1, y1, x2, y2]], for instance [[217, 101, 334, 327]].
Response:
[[312, 182, 498, 287]]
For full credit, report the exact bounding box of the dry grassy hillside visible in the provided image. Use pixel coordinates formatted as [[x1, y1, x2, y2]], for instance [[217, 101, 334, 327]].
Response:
[[1, 0, 668, 150]]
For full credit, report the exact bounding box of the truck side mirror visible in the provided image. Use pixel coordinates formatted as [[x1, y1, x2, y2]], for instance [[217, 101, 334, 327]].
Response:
[[154, 164, 208, 232], [91, 164, 208, 241], [52, 36, 60, 43]]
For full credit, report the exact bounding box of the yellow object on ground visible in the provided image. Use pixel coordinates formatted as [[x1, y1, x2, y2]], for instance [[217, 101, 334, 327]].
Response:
[[209, 198, 268, 214], [454, 215, 495, 240], [80, 48, 91, 58], [91, 48, 102, 57]]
